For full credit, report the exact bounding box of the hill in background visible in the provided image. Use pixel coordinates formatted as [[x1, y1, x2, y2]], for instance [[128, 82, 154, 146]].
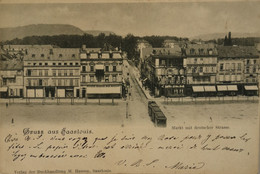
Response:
[[0, 24, 115, 41]]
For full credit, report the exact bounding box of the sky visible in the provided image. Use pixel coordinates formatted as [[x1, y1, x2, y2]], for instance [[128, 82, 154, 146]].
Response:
[[0, 1, 259, 37]]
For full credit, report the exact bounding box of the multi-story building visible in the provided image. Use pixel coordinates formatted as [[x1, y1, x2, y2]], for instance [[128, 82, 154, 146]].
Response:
[[185, 44, 218, 96], [23, 48, 80, 98], [0, 60, 24, 98], [79, 50, 123, 98], [217, 46, 259, 96], [142, 47, 186, 97]]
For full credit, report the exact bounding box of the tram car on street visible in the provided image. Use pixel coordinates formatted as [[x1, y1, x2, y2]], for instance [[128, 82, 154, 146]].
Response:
[[148, 101, 167, 127]]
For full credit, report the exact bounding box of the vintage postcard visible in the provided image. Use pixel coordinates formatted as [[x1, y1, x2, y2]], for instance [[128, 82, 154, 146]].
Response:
[[0, 0, 259, 174]]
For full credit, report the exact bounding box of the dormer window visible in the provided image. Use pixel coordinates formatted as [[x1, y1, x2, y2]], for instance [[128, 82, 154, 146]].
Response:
[[32, 54, 35, 58], [72, 54, 75, 58], [59, 54, 63, 57], [190, 49, 195, 55], [109, 52, 113, 58]]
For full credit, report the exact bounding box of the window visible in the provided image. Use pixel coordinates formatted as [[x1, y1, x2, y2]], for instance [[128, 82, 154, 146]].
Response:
[[193, 67, 197, 73], [53, 70, 56, 76], [113, 66, 116, 72], [225, 63, 230, 70], [246, 67, 249, 73], [27, 70, 31, 76], [199, 67, 203, 73], [90, 76, 94, 82], [112, 75, 117, 82], [39, 63, 42, 66], [33, 63, 36, 66], [231, 63, 235, 70], [64, 63, 67, 66], [39, 79, 42, 86], [161, 60, 166, 66], [70, 70, 73, 76], [90, 66, 94, 72], [32, 54, 35, 58], [53, 63, 56, 66], [44, 70, 48, 76], [28, 79, 31, 86], [82, 66, 86, 72], [253, 67, 256, 73], [59, 54, 63, 57], [254, 60, 257, 64], [64, 70, 67, 76], [237, 63, 241, 71], [72, 54, 75, 58], [82, 75, 86, 82], [75, 63, 79, 65], [39, 70, 43, 76], [58, 70, 61, 76], [194, 58, 197, 64], [41, 54, 44, 57], [105, 75, 109, 82], [70, 79, 73, 86], [58, 79, 62, 86], [58, 63, 61, 65], [70, 63, 73, 65], [105, 66, 109, 72], [247, 59, 250, 64]]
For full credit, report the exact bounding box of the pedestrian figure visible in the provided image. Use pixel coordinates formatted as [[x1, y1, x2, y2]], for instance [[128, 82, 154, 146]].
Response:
[[6, 102, 8, 108], [11, 118, 14, 124]]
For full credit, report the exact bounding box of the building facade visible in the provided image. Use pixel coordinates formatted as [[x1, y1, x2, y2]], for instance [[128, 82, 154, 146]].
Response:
[[142, 47, 186, 97], [0, 60, 24, 98], [80, 50, 123, 98], [217, 46, 259, 96], [185, 44, 218, 96], [23, 48, 80, 98]]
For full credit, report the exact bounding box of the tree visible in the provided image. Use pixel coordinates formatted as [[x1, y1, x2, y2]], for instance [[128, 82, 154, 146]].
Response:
[[122, 34, 138, 59]]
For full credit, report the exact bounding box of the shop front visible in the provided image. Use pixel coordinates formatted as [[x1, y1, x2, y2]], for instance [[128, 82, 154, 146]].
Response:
[[86, 85, 121, 98], [0, 87, 8, 98], [244, 85, 258, 96], [204, 86, 217, 97], [192, 86, 204, 97]]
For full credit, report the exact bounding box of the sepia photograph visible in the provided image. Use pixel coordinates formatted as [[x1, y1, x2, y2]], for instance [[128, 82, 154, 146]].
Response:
[[0, 0, 259, 174]]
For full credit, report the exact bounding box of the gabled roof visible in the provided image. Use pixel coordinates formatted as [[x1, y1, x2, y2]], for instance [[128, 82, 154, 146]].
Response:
[[217, 46, 259, 58], [0, 60, 23, 70]]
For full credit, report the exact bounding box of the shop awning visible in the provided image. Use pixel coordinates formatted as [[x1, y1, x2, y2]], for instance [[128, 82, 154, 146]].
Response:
[[86, 86, 121, 94], [227, 85, 238, 91], [0, 87, 8, 92], [95, 64, 104, 70], [217, 85, 228, 91], [204, 86, 216, 92], [192, 86, 204, 92], [244, 85, 258, 91]]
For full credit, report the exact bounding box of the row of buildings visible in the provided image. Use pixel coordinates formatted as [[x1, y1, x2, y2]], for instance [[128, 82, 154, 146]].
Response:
[[0, 45, 124, 98], [140, 43, 260, 97]]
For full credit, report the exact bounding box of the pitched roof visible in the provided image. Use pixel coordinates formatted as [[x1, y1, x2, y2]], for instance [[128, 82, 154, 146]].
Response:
[[3, 45, 54, 50], [185, 43, 218, 56], [0, 60, 23, 70], [23, 48, 80, 61], [141, 47, 182, 58], [217, 46, 259, 58]]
